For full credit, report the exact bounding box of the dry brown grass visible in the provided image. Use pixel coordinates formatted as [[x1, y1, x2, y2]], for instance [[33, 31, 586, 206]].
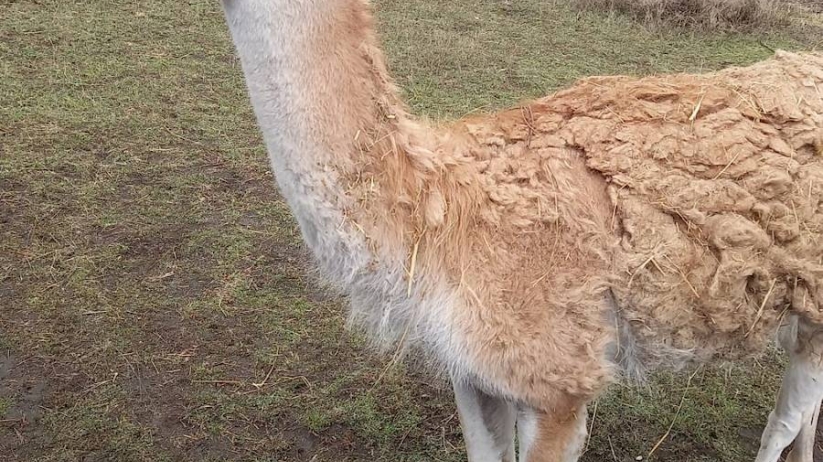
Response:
[[572, 0, 794, 30]]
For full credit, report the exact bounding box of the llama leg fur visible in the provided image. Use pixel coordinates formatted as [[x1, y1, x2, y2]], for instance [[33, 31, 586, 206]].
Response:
[[755, 359, 823, 462], [517, 407, 539, 462], [756, 319, 823, 462], [784, 399, 821, 462], [452, 379, 516, 462], [517, 403, 587, 462]]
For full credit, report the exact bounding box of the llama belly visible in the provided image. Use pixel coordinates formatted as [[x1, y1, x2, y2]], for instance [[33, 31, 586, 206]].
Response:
[[609, 287, 797, 380]]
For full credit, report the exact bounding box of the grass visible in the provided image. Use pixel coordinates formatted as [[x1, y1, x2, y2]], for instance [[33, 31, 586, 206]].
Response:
[[0, 397, 12, 418], [0, 0, 820, 460]]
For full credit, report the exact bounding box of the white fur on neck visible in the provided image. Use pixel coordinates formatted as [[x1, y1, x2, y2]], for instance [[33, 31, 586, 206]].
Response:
[[221, 0, 368, 285], [220, 0, 475, 381]]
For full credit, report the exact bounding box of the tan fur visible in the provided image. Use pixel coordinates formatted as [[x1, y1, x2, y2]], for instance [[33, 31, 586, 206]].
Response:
[[523, 400, 588, 462], [342, 0, 823, 405], [220, 0, 823, 458], [568, 61, 823, 363], [341, 4, 617, 409]]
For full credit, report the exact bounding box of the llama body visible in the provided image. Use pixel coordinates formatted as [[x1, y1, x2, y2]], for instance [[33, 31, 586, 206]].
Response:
[[220, 0, 823, 461]]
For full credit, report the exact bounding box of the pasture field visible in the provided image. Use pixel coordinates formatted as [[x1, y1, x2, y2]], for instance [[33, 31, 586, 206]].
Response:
[[1, 0, 821, 460]]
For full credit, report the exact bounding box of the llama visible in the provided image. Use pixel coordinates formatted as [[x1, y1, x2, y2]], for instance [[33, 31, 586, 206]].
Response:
[[218, 0, 823, 460]]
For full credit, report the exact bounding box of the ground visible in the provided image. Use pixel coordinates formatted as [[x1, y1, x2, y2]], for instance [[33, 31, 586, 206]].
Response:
[[1, 0, 822, 461]]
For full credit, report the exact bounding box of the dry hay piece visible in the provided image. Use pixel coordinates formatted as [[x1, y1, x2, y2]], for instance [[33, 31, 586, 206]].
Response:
[[551, 50, 823, 361]]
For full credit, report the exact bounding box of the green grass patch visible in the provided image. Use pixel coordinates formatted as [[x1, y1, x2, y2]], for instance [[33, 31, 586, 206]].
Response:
[[0, 397, 12, 418]]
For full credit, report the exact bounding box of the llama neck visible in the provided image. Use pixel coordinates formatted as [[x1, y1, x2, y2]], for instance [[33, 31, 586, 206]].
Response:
[[222, 0, 398, 172], [221, 0, 405, 276]]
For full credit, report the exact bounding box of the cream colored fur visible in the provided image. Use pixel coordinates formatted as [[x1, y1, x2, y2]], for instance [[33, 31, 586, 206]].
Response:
[[218, 1, 823, 461]]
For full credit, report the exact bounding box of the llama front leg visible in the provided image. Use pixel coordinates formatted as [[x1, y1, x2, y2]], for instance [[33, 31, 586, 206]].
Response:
[[452, 379, 516, 462], [517, 402, 588, 462]]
